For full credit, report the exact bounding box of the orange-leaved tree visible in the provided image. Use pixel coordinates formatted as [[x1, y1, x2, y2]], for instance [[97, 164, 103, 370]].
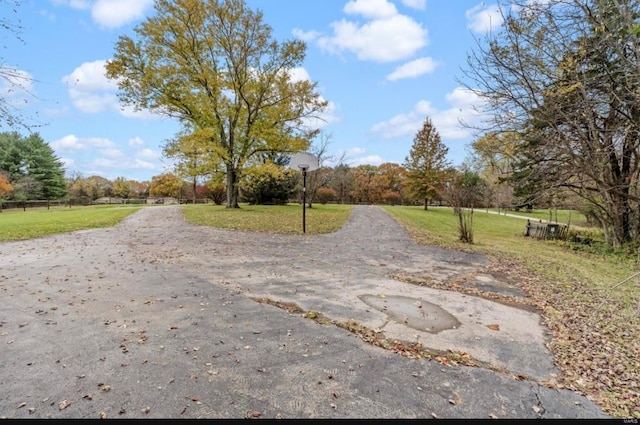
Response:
[[0, 173, 13, 197]]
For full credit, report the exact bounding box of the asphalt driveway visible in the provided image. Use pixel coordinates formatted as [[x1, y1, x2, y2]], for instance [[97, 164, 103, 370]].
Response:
[[0, 205, 610, 419]]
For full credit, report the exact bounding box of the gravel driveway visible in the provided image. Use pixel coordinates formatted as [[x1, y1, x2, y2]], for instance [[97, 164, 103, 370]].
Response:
[[0, 205, 609, 419]]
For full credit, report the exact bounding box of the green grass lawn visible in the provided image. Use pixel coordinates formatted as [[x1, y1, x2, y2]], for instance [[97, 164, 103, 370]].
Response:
[[381, 205, 630, 284], [485, 207, 589, 226], [0, 204, 143, 242], [382, 205, 636, 296], [0, 203, 353, 242], [382, 205, 640, 418], [181, 203, 354, 235]]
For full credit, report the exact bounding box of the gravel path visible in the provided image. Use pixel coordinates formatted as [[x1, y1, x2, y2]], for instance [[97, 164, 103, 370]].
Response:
[[0, 205, 609, 419]]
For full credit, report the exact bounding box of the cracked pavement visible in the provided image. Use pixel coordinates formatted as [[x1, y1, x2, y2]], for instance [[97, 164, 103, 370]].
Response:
[[0, 205, 610, 418]]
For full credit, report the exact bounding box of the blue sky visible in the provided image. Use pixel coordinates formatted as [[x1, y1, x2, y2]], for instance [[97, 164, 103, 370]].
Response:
[[2, 0, 503, 182]]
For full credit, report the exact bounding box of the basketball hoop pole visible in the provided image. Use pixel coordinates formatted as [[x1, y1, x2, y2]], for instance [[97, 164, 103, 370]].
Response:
[[289, 152, 317, 234], [300, 165, 308, 233]]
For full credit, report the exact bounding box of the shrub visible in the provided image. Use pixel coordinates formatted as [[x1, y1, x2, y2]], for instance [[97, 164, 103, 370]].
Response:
[[240, 165, 297, 205], [315, 187, 336, 204], [206, 183, 227, 205], [382, 191, 402, 206]]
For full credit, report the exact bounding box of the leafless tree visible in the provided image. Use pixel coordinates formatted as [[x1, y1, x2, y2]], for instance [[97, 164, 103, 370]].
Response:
[[461, 0, 640, 247]]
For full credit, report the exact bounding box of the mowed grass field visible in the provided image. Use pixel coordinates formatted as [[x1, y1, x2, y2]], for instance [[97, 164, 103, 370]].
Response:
[[181, 203, 353, 234], [485, 207, 591, 227], [380, 205, 627, 285], [0, 204, 143, 242], [0, 203, 354, 241]]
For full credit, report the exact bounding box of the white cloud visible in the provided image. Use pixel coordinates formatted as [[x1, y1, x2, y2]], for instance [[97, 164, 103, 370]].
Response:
[[287, 68, 340, 130], [401, 0, 426, 10], [346, 147, 366, 156], [371, 99, 435, 139], [289, 67, 311, 83], [72, 92, 119, 114], [371, 87, 485, 140], [466, 3, 504, 34], [292, 28, 321, 42], [100, 148, 123, 158], [62, 60, 118, 113], [117, 104, 161, 119], [86, 155, 160, 173], [137, 148, 158, 161], [328, 147, 380, 167], [51, 134, 116, 151], [91, 158, 116, 168], [62, 60, 162, 119], [387, 57, 438, 81], [128, 136, 145, 147], [91, 0, 154, 28], [301, 98, 341, 131], [63, 60, 115, 92], [352, 155, 384, 166], [317, 4, 428, 63], [51, 0, 153, 28], [50, 0, 90, 9], [0, 68, 33, 97], [60, 157, 75, 169], [344, 0, 398, 19], [132, 159, 156, 170], [445, 86, 480, 108]]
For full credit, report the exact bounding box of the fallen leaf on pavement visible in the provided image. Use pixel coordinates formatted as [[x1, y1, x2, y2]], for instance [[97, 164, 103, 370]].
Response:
[[244, 411, 261, 418]]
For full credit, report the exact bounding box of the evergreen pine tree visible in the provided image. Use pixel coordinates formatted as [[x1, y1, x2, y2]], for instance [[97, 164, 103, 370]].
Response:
[[0, 132, 67, 200]]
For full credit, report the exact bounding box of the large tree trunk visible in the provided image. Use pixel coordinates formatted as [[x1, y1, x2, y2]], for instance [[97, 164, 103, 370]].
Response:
[[424, 198, 428, 210], [606, 188, 631, 248], [603, 129, 633, 248], [192, 177, 197, 204], [225, 166, 240, 209]]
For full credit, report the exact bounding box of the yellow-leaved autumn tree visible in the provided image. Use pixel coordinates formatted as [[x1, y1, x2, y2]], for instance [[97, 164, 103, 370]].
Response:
[[106, 0, 327, 208]]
